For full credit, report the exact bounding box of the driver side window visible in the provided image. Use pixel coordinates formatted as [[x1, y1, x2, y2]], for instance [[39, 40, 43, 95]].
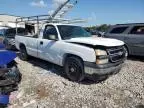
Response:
[[43, 25, 58, 40]]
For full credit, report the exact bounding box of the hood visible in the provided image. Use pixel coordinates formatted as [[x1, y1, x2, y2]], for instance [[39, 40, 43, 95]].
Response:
[[0, 50, 16, 66], [64, 37, 124, 47]]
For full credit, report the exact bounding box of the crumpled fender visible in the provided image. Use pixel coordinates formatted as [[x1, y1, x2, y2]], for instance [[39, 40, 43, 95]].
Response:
[[0, 50, 17, 66]]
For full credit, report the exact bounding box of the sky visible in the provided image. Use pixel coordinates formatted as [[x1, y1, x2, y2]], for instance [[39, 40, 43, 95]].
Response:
[[0, 0, 144, 26]]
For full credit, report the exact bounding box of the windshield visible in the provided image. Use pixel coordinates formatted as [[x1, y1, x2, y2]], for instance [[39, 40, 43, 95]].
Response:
[[57, 25, 91, 40]]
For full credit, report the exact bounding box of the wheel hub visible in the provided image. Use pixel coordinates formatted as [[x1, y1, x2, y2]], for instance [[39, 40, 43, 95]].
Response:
[[70, 67, 75, 72]]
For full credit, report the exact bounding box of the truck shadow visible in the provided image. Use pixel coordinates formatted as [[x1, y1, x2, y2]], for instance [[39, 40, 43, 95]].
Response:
[[17, 54, 107, 85], [128, 55, 144, 62]]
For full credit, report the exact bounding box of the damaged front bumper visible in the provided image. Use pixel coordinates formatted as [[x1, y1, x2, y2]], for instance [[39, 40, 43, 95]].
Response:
[[84, 60, 125, 76]]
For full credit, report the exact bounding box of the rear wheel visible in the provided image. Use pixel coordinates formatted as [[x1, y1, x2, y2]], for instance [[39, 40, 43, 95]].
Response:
[[64, 56, 85, 82], [20, 46, 28, 61]]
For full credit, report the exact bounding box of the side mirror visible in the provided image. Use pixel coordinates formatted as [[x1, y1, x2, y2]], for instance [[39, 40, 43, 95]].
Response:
[[49, 35, 58, 41]]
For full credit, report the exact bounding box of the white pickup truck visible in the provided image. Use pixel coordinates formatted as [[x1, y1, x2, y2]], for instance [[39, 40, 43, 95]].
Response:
[[15, 23, 126, 81]]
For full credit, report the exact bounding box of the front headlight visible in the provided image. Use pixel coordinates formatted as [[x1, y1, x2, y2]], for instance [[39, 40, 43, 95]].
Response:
[[95, 49, 108, 64], [95, 49, 107, 56]]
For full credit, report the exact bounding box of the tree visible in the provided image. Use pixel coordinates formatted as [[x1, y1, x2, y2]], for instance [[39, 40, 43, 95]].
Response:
[[96, 24, 110, 32], [85, 24, 111, 32]]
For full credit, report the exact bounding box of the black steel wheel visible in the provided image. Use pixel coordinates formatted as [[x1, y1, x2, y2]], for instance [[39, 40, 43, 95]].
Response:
[[20, 46, 28, 61], [64, 56, 85, 82]]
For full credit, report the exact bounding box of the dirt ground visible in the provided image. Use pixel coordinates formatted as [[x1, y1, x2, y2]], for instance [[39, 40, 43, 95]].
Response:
[[9, 56, 144, 108]]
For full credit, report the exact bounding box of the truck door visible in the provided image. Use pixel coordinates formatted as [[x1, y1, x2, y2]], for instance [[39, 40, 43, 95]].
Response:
[[125, 25, 144, 56], [38, 25, 60, 65]]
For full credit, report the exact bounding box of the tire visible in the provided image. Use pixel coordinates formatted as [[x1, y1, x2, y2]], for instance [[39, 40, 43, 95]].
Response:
[[64, 56, 85, 82], [124, 46, 129, 57], [20, 46, 28, 61]]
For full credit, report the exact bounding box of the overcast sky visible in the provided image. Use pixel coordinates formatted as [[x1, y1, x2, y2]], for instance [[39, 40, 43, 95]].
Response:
[[0, 0, 144, 26]]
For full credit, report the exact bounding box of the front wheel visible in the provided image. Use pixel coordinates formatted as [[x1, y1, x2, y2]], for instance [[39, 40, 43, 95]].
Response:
[[64, 56, 85, 82]]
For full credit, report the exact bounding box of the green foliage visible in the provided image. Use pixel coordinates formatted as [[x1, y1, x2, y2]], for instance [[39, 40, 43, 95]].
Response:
[[85, 24, 111, 32]]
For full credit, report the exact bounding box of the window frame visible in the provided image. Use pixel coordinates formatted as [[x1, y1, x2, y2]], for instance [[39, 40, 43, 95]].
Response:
[[109, 26, 128, 34], [43, 25, 58, 40], [129, 25, 144, 35]]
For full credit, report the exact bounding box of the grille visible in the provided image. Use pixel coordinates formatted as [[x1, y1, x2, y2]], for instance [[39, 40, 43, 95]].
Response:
[[107, 46, 125, 63]]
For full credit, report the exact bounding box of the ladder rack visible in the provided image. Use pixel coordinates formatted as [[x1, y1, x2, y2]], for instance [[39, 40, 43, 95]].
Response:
[[16, 15, 85, 24], [16, 15, 51, 23], [15, 0, 86, 35], [16, 0, 79, 24], [50, 0, 78, 19]]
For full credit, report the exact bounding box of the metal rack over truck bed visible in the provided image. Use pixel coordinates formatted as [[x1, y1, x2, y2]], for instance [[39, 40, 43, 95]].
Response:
[[15, 0, 85, 35]]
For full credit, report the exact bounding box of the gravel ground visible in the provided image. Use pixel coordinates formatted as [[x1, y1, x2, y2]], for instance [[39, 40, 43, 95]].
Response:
[[9, 56, 144, 108]]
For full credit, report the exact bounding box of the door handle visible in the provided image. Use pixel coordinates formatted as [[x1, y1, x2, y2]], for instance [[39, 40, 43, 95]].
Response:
[[40, 41, 43, 45]]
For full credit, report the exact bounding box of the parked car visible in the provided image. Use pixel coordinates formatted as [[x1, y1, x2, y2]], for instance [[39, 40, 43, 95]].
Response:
[[0, 26, 9, 43], [104, 23, 144, 56], [85, 29, 102, 37], [0, 32, 4, 43], [3, 27, 26, 50], [0, 43, 21, 106], [15, 20, 126, 82]]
